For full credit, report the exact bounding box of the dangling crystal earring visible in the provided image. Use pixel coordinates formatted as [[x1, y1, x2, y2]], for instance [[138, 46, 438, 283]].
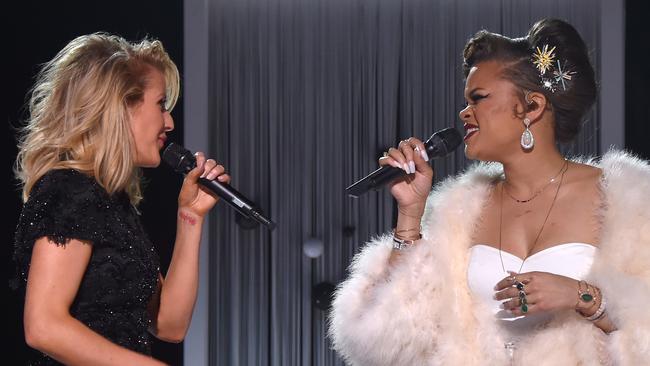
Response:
[[521, 117, 534, 149]]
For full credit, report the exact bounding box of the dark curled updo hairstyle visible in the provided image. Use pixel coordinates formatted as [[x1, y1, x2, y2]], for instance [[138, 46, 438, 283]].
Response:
[[462, 18, 597, 143]]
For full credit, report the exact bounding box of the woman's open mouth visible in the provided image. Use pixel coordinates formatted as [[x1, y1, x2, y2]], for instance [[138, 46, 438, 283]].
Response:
[[464, 124, 479, 141]]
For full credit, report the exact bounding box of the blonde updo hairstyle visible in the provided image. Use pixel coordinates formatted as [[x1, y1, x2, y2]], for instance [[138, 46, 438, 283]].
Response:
[[15, 33, 180, 205]]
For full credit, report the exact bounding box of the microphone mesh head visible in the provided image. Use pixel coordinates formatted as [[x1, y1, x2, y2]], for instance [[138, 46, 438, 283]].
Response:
[[425, 127, 463, 156], [162, 143, 196, 173], [437, 127, 463, 153]]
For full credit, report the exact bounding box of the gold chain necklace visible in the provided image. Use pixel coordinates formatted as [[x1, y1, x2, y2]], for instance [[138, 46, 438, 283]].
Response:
[[503, 160, 568, 203], [498, 162, 569, 275]]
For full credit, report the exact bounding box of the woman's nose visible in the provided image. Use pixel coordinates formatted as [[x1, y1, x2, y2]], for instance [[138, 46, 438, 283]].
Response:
[[164, 113, 174, 132], [458, 105, 472, 121]]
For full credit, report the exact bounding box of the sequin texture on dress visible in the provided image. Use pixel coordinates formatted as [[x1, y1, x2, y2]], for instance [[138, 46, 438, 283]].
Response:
[[13, 169, 161, 365]]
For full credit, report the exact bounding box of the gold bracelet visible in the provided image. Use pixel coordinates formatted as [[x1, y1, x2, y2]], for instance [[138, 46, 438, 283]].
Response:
[[395, 227, 421, 235], [392, 229, 422, 250], [393, 229, 421, 241]]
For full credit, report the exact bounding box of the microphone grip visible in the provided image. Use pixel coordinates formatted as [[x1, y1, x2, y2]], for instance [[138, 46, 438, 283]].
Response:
[[344, 127, 462, 198], [345, 165, 406, 198], [198, 178, 277, 230], [199, 178, 254, 214]]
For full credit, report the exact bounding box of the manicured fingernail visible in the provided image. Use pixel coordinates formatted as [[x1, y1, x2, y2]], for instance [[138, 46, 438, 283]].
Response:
[[402, 163, 410, 174], [409, 161, 415, 174], [420, 149, 429, 162], [206, 171, 218, 180], [499, 303, 505, 309]]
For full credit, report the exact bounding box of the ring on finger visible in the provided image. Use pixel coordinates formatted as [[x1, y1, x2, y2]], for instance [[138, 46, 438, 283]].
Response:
[[513, 280, 525, 291], [516, 285, 529, 313]]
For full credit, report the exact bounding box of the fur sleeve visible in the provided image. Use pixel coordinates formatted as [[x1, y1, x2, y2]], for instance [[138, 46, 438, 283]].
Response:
[[594, 150, 650, 364], [327, 234, 426, 365], [328, 164, 499, 365], [592, 269, 650, 365]]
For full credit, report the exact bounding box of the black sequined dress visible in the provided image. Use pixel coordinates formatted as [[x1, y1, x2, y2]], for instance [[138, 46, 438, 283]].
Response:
[[13, 169, 161, 365]]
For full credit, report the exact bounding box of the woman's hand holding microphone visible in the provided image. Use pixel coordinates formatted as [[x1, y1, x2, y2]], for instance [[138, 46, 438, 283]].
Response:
[[378, 137, 432, 250]]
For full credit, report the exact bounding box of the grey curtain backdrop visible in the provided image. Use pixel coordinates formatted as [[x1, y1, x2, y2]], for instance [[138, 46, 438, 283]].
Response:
[[206, 1, 600, 364]]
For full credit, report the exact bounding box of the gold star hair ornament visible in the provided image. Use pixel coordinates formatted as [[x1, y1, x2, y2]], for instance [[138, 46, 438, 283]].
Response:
[[532, 44, 556, 75], [552, 60, 576, 91]]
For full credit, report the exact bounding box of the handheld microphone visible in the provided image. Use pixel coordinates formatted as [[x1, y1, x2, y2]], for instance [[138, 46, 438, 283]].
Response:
[[162, 143, 276, 231], [345, 127, 463, 197]]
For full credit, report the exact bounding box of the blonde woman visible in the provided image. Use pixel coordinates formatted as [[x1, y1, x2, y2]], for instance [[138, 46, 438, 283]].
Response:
[[13, 33, 228, 365]]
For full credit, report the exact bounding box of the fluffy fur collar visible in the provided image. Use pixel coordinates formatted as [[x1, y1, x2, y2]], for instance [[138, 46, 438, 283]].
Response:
[[330, 150, 650, 365]]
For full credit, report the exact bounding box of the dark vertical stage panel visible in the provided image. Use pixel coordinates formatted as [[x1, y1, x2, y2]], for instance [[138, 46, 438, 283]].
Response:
[[5, 1, 183, 365], [625, 0, 650, 158]]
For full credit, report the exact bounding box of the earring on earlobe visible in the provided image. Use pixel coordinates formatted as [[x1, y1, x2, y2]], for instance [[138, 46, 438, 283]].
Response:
[[521, 117, 534, 150]]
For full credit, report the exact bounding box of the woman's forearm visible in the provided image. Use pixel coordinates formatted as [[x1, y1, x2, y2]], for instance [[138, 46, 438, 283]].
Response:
[[592, 313, 617, 333], [25, 313, 165, 365], [154, 209, 204, 342], [389, 210, 424, 264]]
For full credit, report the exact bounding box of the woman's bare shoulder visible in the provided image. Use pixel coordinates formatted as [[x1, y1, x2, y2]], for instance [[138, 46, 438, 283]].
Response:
[[567, 161, 602, 183], [562, 162, 603, 202]]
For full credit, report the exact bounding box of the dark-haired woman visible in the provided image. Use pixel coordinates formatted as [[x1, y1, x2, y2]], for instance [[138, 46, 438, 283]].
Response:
[[329, 18, 649, 365]]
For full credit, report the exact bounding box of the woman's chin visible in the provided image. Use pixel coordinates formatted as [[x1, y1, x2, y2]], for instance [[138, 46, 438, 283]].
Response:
[[135, 156, 161, 168], [464, 144, 479, 160]]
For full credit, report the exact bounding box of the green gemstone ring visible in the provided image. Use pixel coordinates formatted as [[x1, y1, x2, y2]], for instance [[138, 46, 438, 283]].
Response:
[[581, 293, 594, 302]]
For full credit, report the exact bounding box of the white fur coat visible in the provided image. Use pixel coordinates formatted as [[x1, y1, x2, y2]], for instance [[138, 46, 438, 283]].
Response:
[[329, 150, 650, 365]]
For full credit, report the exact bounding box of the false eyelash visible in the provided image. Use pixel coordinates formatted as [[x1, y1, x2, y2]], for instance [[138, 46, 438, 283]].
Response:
[[470, 94, 488, 102]]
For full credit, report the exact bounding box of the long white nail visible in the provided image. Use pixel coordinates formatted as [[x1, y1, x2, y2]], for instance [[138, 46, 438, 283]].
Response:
[[409, 161, 415, 174], [420, 148, 429, 162], [402, 163, 410, 174]]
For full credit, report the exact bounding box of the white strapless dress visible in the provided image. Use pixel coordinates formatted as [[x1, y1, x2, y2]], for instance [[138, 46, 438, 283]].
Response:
[[467, 243, 597, 338]]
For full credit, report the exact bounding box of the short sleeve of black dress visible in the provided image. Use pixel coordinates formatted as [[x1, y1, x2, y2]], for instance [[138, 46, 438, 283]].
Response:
[[13, 169, 160, 363], [14, 169, 110, 281]]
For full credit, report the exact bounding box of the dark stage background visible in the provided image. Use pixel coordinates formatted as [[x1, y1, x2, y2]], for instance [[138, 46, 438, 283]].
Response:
[[4, 1, 649, 365]]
